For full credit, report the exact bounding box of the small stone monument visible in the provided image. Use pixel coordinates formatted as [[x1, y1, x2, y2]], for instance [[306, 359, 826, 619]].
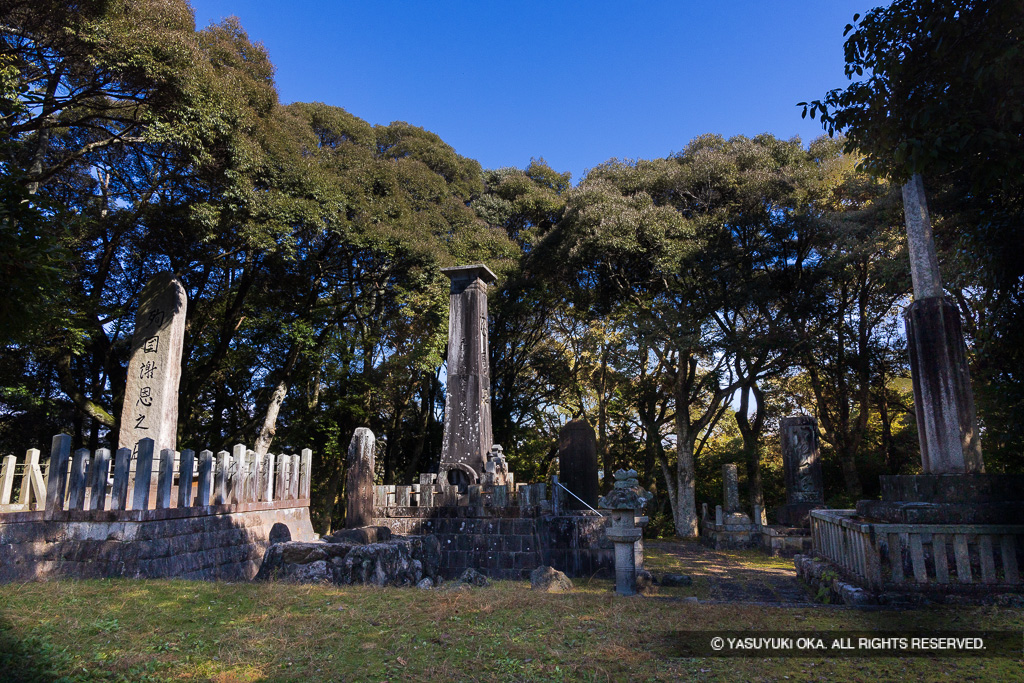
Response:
[[118, 272, 187, 458], [346, 428, 375, 529], [777, 416, 825, 527], [599, 469, 651, 597], [438, 264, 496, 490], [558, 419, 599, 510]]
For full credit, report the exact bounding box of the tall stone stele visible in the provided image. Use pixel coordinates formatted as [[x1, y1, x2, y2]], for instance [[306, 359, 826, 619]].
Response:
[[438, 264, 496, 489], [777, 416, 825, 527], [558, 419, 600, 510], [118, 272, 187, 459], [346, 428, 375, 529]]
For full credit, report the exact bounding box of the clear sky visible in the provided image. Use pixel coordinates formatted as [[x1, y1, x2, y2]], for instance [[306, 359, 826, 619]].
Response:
[[188, 0, 878, 182]]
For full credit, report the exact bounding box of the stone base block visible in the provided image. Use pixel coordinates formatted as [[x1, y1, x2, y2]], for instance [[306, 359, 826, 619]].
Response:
[[879, 474, 1024, 503], [775, 502, 824, 528], [759, 525, 813, 557], [856, 499, 1024, 524]]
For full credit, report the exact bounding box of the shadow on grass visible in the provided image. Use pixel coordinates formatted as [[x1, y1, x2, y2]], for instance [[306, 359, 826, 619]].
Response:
[[0, 614, 69, 683]]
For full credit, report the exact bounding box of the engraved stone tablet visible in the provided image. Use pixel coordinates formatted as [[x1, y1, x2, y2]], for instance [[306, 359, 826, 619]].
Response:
[[118, 272, 187, 460]]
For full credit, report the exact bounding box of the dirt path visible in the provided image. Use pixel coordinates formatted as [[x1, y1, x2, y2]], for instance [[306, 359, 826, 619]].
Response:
[[645, 540, 816, 604]]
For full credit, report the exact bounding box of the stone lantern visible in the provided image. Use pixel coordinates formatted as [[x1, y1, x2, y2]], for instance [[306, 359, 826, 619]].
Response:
[[599, 469, 651, 596]]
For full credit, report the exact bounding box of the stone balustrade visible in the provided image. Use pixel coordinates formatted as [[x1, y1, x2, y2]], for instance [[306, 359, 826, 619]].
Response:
[[810, 509, 1023, 594]]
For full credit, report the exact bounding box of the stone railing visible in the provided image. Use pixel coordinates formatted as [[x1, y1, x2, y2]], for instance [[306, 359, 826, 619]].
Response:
[[374, 478, 549, 510], [0, 434, 311, 517], [810, 509, 1023, 593]]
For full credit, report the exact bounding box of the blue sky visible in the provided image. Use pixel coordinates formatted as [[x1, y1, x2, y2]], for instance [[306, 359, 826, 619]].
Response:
[[189, 0, 877, 182]]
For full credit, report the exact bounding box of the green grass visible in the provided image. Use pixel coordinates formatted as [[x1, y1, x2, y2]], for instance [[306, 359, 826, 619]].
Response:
[[1, 552, 1022, 682]]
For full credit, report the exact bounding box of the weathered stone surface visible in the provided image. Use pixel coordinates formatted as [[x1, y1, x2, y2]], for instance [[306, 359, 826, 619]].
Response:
[[324, 526, 392, 545], [0, 503, 316, 582], [439, 264, 496, 486], [722, 464, 740, 513], [530, 565, 573, 592], [118, 272, 187, 458], [636, 569, 655, 593], [346, 428, 375, 529], [44, 434, 72, 516], [256, 534, 441, 587], [458, 567, 490, 587], [558, 420, 599, 510], [905, 296, 983, 474], [660, 573, 693, 587], [417, 577, 434, 589]]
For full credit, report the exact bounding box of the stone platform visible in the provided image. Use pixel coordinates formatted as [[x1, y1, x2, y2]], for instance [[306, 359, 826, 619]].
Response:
[[372, 504, 613, 580], [0, 500, 316, 581]]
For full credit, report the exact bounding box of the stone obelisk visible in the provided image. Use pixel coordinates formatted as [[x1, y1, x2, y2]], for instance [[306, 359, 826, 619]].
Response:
[[901, 174, 982, 473], [118, 272, 187, 458], [438, 264, 496, 487]]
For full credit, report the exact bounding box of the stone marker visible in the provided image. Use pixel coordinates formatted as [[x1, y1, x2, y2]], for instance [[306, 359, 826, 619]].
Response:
[[44, 433, 72, 516], [131, 438, 155, 510], [90, 448, 111, 511], [558, 419, 600, 510], [177, 449, 195, 508], [67, 448, 90, 511], [722, 464, 741, 513], [438, 264, 497, 488], [346, 427, 375, 529], [110, 447, 132, 510], [777, 416, 825, 526], [117, 272, 187, 461], [196, 449, 213, 506]]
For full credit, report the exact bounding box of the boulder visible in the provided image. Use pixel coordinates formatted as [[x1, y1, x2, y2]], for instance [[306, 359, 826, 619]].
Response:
[[256, 534, 441, 587], [458, 567, 490, 587], [529, 565, 573, 593], [636, 569, 656, 593]]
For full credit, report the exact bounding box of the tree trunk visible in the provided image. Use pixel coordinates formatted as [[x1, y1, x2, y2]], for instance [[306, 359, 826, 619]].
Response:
[[672, 374, 699, 538], [253, 343, 301, 455]]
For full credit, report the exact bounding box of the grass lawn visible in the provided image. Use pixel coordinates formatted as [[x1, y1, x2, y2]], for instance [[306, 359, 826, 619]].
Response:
[[1, 545, 1021, 682]]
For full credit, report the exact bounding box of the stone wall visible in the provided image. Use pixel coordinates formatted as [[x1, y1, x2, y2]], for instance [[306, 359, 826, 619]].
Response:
[[372, 506, 613, 580], [0, 501, 315, 582]]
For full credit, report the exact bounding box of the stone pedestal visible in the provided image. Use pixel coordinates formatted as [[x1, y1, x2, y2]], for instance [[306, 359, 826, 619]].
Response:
[[558, 419, 599, 510], [856, 474, 1024, 524], [439, 264, 496, 488], [905, 297, 983, 474]]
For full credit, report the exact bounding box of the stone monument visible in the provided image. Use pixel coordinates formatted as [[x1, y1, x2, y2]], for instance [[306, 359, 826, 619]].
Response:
[[777, 416, 825, 526], [901, 174, 983, 473], [346, 428, 375, 529], [118, 272, 187, 458], [558, 419, 599, 510], [438, 264, 496, 490], [856, 174, 1023, 525]]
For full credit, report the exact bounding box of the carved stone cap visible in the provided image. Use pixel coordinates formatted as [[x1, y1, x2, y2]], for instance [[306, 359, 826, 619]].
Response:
[[441, 264, 497, 285]]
